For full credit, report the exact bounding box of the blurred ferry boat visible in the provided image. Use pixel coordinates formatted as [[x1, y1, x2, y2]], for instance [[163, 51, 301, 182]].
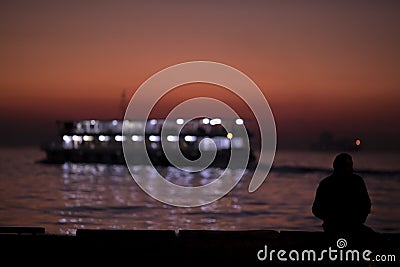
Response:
[[41, 118, 256, 168]]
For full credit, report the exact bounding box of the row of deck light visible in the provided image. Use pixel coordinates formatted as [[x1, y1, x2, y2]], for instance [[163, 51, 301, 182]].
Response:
[[83, 118, 244, 127], [63, 134, 234, 143], [63, 135, 197, 143], [147, 118, 244, 125], [63, 135, 94, 142]]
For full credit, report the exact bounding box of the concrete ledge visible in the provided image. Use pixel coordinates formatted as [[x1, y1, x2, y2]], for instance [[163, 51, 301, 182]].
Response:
[[0, 226, 45, 235], [0, 228, 398, 266]]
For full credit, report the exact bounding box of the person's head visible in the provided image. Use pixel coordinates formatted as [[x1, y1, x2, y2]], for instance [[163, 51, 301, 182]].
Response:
[[333, 153, 353, 174]]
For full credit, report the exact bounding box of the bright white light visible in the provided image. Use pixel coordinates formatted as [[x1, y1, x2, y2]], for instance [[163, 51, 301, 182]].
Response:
[[184, 135, 197, 142], [167, 135, 179, 142], [150, 119, 157, 125], [149, 135, 160, 142], [202, 118, 210, 124], [210, 118, 221, 125], [99, 135, 110, 142], [72, 135, 81, 142], [63, 135, 71, 142], [83, 135, 94, 141], [115, 135, 125, 142], [176, 118, 184, 125], [112, 120, 118, 126], [235, 118, 244, 125], [90, 120, 96, 125], [131, 135, 143, 142]]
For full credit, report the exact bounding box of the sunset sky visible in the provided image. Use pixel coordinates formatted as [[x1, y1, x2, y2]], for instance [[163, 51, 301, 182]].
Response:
[[1, 0, 399, 149]]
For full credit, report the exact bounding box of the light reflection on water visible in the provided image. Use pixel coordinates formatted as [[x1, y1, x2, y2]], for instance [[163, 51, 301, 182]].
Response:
[[0, 148, 399, 234], [57, 163, 254, 234]]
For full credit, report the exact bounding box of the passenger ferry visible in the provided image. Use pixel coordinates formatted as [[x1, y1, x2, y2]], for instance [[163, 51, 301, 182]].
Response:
[[41, 118, 256, 168]]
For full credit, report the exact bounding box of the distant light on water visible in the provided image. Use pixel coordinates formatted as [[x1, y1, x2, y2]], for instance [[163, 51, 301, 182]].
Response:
[[355, 139, 361, 146]]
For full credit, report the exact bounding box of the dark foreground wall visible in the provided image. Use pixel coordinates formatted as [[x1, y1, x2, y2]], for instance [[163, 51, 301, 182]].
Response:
[[0, 227, 398, 266]]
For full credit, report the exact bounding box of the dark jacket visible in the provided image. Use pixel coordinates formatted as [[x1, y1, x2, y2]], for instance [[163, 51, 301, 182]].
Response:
[[312, 172, 371, 232]]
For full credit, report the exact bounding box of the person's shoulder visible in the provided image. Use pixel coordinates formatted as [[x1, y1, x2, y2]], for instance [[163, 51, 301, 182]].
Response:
[[318, 175, 334, 186], [352, 173, 364, 179], [351, 173, 366, 183]]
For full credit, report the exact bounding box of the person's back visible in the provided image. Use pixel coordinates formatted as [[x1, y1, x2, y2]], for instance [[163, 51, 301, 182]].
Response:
[[312, 153, 373, 236]]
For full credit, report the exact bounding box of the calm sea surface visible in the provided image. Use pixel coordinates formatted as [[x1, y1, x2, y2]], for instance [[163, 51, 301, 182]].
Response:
[[0, 147, 399, 234]]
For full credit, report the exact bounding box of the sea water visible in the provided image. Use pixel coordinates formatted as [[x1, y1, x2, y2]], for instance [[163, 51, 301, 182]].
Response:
[[0, 147, 399, 234]]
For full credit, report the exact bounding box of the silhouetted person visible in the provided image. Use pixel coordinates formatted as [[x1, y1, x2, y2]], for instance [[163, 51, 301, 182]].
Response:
[[312, 153, 374, 237]]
